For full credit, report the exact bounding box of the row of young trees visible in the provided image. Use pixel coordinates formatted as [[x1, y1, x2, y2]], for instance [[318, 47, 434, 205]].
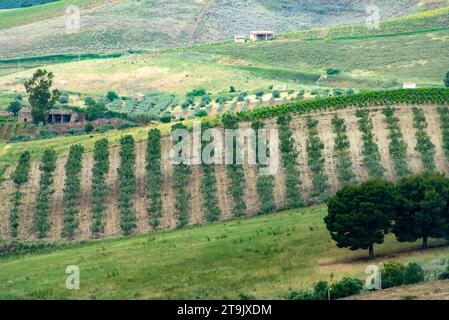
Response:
[[91, 139, 110, 236], [146, 129, 163, 229], [62, 144, 84, 239], [118, 136, 137, 235], [413, 108, 436, 171], [34, 149, 57, 238], [331, 115, 357, 186], [9, 151, 31, 238], [382, 107, 410, 177], [326, 172, 449, 259]]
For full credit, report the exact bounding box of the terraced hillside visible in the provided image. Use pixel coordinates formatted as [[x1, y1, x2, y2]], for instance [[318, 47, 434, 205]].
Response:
[[1, 89, 449, 241], [0, 0, 446, 59]]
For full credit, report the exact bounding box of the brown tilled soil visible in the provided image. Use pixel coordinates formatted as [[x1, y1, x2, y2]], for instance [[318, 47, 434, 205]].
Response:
[[2, 104, 449, 240]]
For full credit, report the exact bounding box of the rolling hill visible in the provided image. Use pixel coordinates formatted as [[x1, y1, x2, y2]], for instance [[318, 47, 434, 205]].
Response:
[[0, 0, 448, 59]]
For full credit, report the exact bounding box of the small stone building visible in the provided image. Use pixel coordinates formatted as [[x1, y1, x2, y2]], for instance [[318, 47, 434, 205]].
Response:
[[403, 82, 417, 89], [234, 35, 247, 43], [249, 31, 275, 41], [18, 107, 86, 124]]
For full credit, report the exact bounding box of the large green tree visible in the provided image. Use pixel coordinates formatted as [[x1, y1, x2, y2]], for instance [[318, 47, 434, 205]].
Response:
[[325, 180, 400, 259], [24, 69, 60, 124], [393, 172, 449, 249]]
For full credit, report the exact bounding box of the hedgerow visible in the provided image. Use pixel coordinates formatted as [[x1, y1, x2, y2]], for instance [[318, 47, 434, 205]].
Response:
[[331, 115, 357, 186], [200, 122, 222, 222], [277, 114, 304, 209], [438, 107, 449, 162], [382, 107, 410, 177], [171, 123, 192, 227], [252, 119, 276, 214], [412, 108, 436, 171], [146, 129, 163, 229], [62, 144, 84, 239], [236, 88, 449, 121], [306, 117, 330, 201], [90, 139, 110, 237], [356, 110, 385, 179], [118, 135, 137, 235], [9, 151, 31, 238], [222, 113, 247, 218], [34, 149, 57, 239]]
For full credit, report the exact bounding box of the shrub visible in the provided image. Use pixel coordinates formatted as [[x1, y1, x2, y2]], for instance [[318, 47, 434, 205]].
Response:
[[403, 263, 425, 285], [382, 262, 424, 288], [84, 122, 94, 133], [331, 277, 363, 299]]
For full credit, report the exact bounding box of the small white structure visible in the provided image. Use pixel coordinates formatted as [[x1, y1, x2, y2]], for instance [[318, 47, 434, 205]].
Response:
[[273, 84, 289, 91], [249, 31, 275, 41], [403, 82, 417, 89], [316, 74, 328, 83], [134, 93, 145, 101], [234, 35, 246, 43]]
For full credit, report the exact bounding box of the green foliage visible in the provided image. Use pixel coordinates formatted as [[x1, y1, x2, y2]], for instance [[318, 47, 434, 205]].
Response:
[[9, 152, 30, 240], [8, 99, 22, 116], [445, 72, 449, 88], [356, 109, 385, 179], [437, 107, 449, 162], [84, 122, 94, 133], [171, 123, 192, 227], [289, 277, 362, 300], [306, 117, 330, 201], [331, 277, 363, 299], [118, 135, 137, 235], [382, 262, 424, 289], [34, 149, 57, 238], [62, 144, 84, 239], [252, 119, 276, 215], [331, 115, 356, 186], [382, 107, 410, 177], [412, 108, 436, 171], [186, 88, 206, 98], [90, 139, 110, 236], [277, 114, 304, 209], [200, 122, 222, 222], [146, 129, 163, 229], [106, 91, 119, 102], [325, 179, 400, 259], [394, 172, 449, 248], [222, 113, 247, 218], [24, 69, 60, 124]]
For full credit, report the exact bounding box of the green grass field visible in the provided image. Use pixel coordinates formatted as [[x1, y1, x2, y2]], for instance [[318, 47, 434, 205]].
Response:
[[1, 205, 448, 299]]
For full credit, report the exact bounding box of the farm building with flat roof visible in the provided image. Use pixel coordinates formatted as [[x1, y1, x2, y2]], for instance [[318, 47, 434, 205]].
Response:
[[250, 31, 275, 41], [18, 108, 86, 124]]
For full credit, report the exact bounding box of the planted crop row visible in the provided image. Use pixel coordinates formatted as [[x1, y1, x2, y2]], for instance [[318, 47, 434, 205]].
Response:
[[9, 151, 31, 238], [146, 129, 163, 229], [306, 117, 330, 201], [277, 114, 304, 209], [118, 135, 137, 235], [91, 139, 110, 236], [412, 108, 436, 171], [382, 107, 410, 177], [222, 113, 247, 218], [200, 122, 222, 222], [438, 107, 449, 163], [252, 119, 276, 215], [356, 110, 385, 179], [237, 88, 449, 121], [172, 123, 192, 227], [331, 115, 357, 186], [62, 144, 84, 239], [34, 149, 57, 239]]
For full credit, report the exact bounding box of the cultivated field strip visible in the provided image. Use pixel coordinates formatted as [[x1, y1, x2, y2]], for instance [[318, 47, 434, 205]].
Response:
[[2, 104, 449, 240]]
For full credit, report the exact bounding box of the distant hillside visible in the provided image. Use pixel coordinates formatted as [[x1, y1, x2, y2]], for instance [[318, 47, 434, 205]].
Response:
[[0, 0, 448, 58]]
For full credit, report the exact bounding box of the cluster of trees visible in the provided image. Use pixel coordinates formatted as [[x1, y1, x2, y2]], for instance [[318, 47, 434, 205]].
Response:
[[306, 117, 330, 201], [222, 113, 247, 218], [356, 109, 385, 179], [412, 108, 436, 171], [9, 151, 31, 238], [146, 129, 163, 229], [34, 149, 57, 238], [438, 107, 449, 162], [382, 107, 410, 177], [200, 122, 222, 222], [91, 139, 110, 236], [171, 123, 192, 227], [118, 136, 137, 235], [277, 114, 304, 209], [325, 172, 449, 259], [252, 119, 276, 214], [62, 144, 84, 239], [331, 115, 357, 186]]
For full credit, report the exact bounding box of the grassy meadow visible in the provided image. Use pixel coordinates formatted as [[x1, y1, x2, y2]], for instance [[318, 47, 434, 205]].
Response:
[[1, 205, 448, 299]]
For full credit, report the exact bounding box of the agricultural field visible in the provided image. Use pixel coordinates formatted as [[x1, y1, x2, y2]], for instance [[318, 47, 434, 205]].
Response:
[[2, 204, 449, 299]]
